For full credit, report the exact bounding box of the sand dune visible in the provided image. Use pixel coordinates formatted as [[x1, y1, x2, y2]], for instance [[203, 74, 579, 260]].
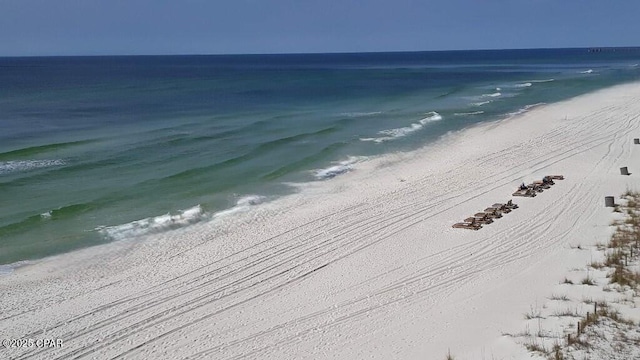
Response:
[[2, 82, 640, 359]]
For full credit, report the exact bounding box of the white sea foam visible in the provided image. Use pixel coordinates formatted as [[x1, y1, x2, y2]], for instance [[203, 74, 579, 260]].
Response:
[[0, 159, 66, 174], [418, 111, 443, 124], [0, 266, 12, 275], [0, 261, 33, 276], [379, 123, 423, 137], [361, 137, 388, 143], [40, 211, 52, 219], [528, 78, 555, 83], [314, 165, 352, 179], [213, 195, 267, 218], [580, 69, 594, 74], [454, 111, 485, 116], [96, 195, 271, 241], [97, 205, 207, 241], [506, 102, 546, 118], [360, 112, 442, 143], [482, 92, 501, 98], [314, 156, 366, 180], [494, 82, 532, 90], [495, 79, 551, 91], [236, 195, 266, 207], [471, 100, 492, 106]]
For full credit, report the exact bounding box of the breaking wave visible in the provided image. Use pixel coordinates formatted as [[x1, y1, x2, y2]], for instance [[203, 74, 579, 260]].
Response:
[[314, 156, 366, 180], [0, 159, 66, 174], [360, 112, 442, 143], [580, 69, 594, 74], [506, 103, 546, 118], [454, 111, 485, 116], [212, 195, 267, 218], [97, 205, 207, 241], [96, 195, 270, 241], [471, 100, 492, 106], [418, 112, 443, 124], [515, 82, 532, 88], [528, 79, 555, 83], [482, 92, 501, 98]]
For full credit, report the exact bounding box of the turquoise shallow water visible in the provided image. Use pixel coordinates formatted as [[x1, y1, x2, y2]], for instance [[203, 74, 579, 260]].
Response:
[[1, 49, 640, 266]]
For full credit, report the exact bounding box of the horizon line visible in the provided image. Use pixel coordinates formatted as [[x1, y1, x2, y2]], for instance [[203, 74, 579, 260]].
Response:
[[2, 45, 640, 59]]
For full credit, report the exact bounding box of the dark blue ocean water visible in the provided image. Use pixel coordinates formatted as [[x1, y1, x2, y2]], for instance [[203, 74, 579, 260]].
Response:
[[1, 48, 639, 266]]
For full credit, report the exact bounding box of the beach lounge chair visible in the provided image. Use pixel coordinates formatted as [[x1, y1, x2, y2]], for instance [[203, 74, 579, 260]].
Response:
[[512, 189, 536, 197], [491, 203, 512, 214], [505, 199, 519, 209], [533, 180, 551, 189], [527, 183, 544, 193], [483, 208, 503, 219], [452, 219, 482, 230], [472, 213, 494, 224], [547, 175, 564, 180], [452, 223, 481, 230], [542, 176, 555, 185]]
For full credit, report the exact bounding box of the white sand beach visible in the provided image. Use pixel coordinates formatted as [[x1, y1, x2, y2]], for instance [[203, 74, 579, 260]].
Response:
[[2, 82, 640, 360]]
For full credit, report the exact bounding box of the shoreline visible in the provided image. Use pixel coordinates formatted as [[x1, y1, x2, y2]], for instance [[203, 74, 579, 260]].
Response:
[[0, 97, 553, 272], [2, 81, 640, 359], [0, 73, 634, 269]]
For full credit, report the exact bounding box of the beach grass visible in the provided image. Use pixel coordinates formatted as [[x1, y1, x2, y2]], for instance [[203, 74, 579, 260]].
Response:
[[519, 191, 640, 359]]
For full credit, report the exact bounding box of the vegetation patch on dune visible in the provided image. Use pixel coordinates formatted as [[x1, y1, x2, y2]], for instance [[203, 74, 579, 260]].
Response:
[[510, 191, 640, 360]]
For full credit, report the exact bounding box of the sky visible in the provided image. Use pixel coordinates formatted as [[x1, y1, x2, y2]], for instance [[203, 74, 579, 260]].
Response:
[[1, 0, 639, 56]]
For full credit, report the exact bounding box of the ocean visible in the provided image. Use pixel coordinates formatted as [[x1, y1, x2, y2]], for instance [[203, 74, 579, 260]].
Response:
[[1, 48, 639, 268]]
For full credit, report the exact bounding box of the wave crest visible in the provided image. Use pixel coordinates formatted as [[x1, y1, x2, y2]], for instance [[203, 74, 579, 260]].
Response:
[[97, 195, 269, 241], [97, 205, 207, 240], [506, 103, 546, 118], [0, 159, 66, 174], [314, 156, 365, 180], [454, 111, 485, 116], [419, 111, 443, 124], [360, 112, 442, 143], [213, 195, 267, 218], [528, 79, 555, 83]]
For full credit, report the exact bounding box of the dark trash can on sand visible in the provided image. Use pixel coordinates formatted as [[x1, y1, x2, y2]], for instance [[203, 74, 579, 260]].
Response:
[[605, 196, 615, 207]]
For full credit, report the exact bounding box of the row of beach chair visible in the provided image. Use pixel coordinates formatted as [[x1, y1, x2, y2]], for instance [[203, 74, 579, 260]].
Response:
[[512, 175, 564, 197], [452, 175, 565, 231], [451, 200, 519, 230]]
